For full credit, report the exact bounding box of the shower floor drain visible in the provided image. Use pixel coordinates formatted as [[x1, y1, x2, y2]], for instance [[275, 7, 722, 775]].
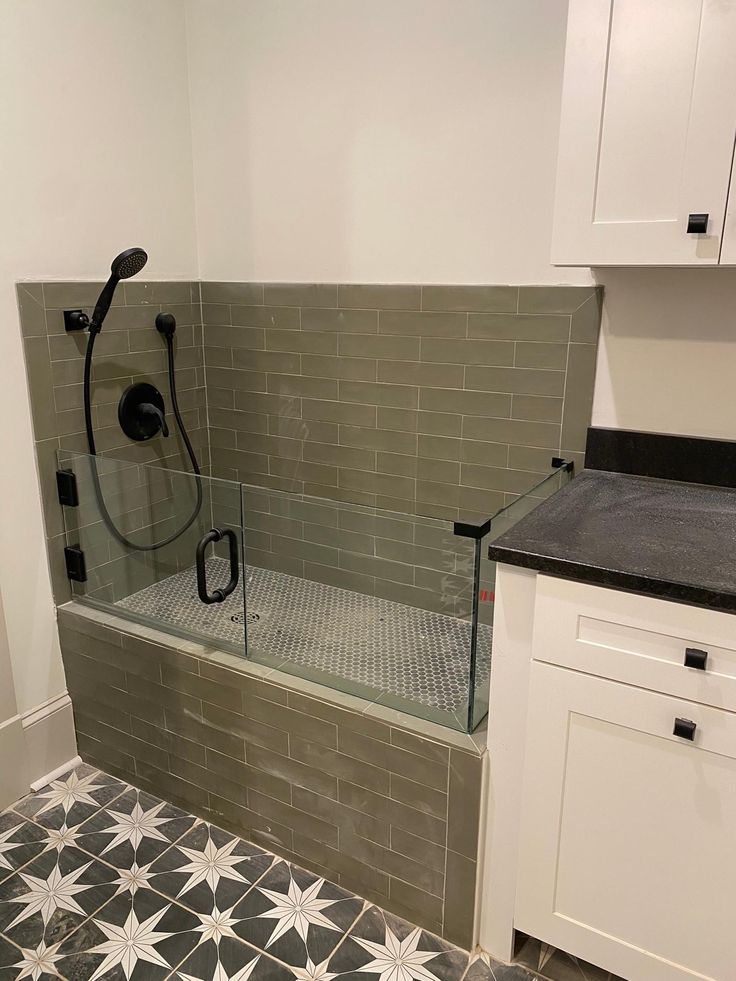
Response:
[[117, 558, 492, 717]]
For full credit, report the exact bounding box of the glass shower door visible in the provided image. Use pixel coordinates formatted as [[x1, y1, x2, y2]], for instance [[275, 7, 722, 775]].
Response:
[[57, 450, 247, 655]]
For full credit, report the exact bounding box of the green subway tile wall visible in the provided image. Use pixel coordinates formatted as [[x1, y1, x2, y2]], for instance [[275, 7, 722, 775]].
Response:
[[57, 604, 484, 948]]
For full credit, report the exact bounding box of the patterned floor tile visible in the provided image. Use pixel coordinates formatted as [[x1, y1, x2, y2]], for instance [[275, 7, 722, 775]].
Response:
[[0, 845, 119, 952], [513, 935, 608, 981], [230, 860, 364, 971], [171, 935, 297, 981], [466, 954, 540, 981], [0, 816, 49, 886], [55, 885, 203, 981], [14, 766, 125, 832], [326, 904, 469, 981], [148, 823, 273, 915], [75, 787, 196, 876], [0, 931, 62, 981]]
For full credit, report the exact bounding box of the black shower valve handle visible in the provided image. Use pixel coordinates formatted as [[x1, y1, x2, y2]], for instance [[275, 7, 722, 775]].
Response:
[[139, 402, 169, 437]]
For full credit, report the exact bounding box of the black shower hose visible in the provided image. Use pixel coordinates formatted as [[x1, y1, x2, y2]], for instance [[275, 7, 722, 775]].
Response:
[[83, 328, 203, 552]]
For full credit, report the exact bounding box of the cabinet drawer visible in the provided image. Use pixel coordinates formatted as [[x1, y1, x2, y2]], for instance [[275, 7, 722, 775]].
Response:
[[533, 576, 736, 712]]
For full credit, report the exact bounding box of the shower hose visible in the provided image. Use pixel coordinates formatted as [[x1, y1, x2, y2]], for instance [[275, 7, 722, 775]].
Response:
[[83, 328, 203, 552]]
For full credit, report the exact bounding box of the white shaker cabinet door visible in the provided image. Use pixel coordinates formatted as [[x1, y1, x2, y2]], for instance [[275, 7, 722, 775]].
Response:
[[552, 0, 736, 266], [516, 662, 736, 981]]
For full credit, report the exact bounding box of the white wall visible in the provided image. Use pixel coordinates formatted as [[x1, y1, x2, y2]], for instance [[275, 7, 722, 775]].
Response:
[[592, 268, 736, 439], [0, 0, 197, 746], [186, 0, 591, 286]]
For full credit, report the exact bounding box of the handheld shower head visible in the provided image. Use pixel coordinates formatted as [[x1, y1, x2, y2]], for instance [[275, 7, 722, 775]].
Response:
[[111, 247, 148, 280], [90, 247, 148, 331]]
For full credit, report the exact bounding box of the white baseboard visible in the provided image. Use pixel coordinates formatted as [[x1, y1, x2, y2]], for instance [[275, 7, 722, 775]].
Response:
[[30, 755, 82, 792], [21, 691, 78, 791]]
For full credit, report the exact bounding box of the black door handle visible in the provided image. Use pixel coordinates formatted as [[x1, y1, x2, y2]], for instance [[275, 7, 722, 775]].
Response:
[[673, 718, 697, 741], [196, 527, 239, 604]]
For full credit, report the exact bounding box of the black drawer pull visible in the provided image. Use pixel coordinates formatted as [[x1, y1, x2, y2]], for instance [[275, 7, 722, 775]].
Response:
[[687, 213, 708, 234], [684, 647, 708, 670], [673, 718, 697, 741], [196, 527, 239, 605]]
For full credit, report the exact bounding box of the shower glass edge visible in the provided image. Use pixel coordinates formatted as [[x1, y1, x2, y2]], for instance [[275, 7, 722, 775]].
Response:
[[57, 450, 247, 656]]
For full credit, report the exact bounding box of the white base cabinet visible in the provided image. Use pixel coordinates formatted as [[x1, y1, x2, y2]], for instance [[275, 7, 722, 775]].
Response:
[[516, 651, 736, 980]]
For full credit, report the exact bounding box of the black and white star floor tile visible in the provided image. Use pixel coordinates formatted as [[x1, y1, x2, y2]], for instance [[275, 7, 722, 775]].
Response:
[[147, 823, 273, 915], [0, 762, 555, 981], [0, 845, 119, 952], [14, 768, 125, 833], [54, 885, 203, 981], [0, 816, 50, 886], [325, 904, 469, 981], [74, 789, 196, 875], [229, 860, 365, 970]]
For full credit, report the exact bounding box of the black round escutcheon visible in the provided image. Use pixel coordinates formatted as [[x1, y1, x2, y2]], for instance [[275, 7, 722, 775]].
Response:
[[118, 382, 166, 441]]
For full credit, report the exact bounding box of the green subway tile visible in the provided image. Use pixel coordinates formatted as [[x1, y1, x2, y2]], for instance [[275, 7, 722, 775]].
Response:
[[459, 439, 509, 466], [267, 331, 337, 355], [448, 749, 482, 858], [124, 281, 192, 305], [416, 479, 459, 509], [16, 284, 47, 336], [339, 469, 415, 501], [303, 522, 374, 556], [160, 662, 242, 713], [201, 282, 264, 304], [377, 360, 464, 388], [443, 850, 477, 948], [205, 325, 266, 350], [202, 303, 232, 326], [338, 781, 446, 844], [422, 285, 517, 313], [302, 354, 377, 381], [338, 509, 414, 543], [301, 308, 378, 333], [204, 347, 233, 368], [291, 736, 390, 795], [514, 342, 568, 370], [507, 445, 558, 472], [338, 284, 421, 309], [304, 441, 376, 471], [271, 415, 338, 443], [377, 452, 417, 478], [249, 790, 339, 849], [130, 717, 206, 767], [416, 457, 460, 484], [465, 366, 565, 397], [264, 284, 338, 307], [341, 827, 444, 897], [571, 292, 603, 343], [561, 343, 598, 452], [231, 305, 300, 330], [248, 742, 338, 799], [388, 878, 444, 932], [23, 336, 57, 441], [270, 458, 338, 486], [511, 394, 564, 423], [235, 391, 301, 417], [390, 773, 447, 819], [390, 826, 445, 872], [339, 425, 416, 455], [209, 794, 293, 853], [338, 728, 447, 789], [416, 410, 462, 437], [206, 746, 292, 804], [379, 310, 466, 338], [461, 463, 547, 495], [339, 381, 418, 409], [270, 534, 340, 567], [518, 285, 598, 313], [200, 700, 289, 755], [43, 281, 108, 308], [338, 334, 420, 360], [468, 312, 570, 342], [268, 374, 338, 400], [376, 407, 418, 433], [302, 398, 376, 426], [292, 785, 389, 846], [417, 434, 462, 461], [419, 388, 511, 418], [420, 337, 514, 367], [339, 549, 414, 584]]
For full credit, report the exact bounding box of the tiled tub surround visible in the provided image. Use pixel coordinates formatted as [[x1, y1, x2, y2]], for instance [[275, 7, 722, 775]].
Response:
[[56, 602, 485, 949], [0, 761, 609, 981]]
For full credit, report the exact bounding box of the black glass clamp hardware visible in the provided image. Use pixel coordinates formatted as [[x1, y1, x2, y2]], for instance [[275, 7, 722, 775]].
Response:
[[673, 717, 697, 741], [687, 213, 708, 234], [684, 647, 708, 671], [64, 545, 87, 583], [196, 527, 239, 604], [56, 469, 79, 507], [551, 457, 574, 473]]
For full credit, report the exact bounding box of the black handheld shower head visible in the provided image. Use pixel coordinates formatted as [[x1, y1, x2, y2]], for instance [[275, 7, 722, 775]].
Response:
[[90, 247, 148, 331]]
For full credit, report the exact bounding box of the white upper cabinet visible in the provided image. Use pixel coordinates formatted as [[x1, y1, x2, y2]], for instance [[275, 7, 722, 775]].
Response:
[[552, 0, 736, 266]]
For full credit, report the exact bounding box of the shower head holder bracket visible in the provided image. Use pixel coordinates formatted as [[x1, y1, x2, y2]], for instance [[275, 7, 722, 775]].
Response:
[[64, 309, 90, 332]]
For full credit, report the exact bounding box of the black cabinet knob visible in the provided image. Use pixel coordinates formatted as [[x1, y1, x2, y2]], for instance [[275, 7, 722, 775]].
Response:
[[673, 718, 697, 741], [684, 647, 708, 670], [687, 213, 708, 234]]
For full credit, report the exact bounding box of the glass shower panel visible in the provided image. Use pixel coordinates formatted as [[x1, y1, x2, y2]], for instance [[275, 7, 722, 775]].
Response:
[[467, 463, 574, 730], [240, 484, 476, 731], [57, 450, 246, 655]]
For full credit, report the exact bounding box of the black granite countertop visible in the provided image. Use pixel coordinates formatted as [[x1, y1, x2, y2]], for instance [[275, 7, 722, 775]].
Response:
[[488, 469, 736, 612]]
